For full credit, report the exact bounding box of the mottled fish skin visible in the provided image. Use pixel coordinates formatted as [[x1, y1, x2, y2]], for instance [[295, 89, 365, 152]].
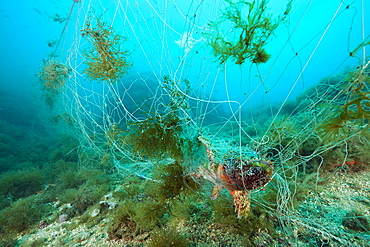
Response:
[[210, 185, 222, 200]]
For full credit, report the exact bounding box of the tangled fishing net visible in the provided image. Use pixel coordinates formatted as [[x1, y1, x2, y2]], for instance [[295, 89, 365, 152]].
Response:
[[38, 0, 370, 245]]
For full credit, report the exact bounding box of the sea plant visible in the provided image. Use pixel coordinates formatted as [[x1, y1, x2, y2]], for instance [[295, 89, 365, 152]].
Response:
[[317, 65, 370, 138], [105, 123, 125, 147], [0, 195, 49, 234], [124, 75, 199, 161], [127, 113, 187, 161], [107, 161, 201, 240], [342, 210, 370, 232], [150, 161, 200, 202], [147, 227, 190, 247], [81, 17, 131, 83], [205, 0, 293, 65], [38, 59, 71, 108], [162, 75, 190, 112], [0, 168, 44, 200], [38, 59, 70, 92]]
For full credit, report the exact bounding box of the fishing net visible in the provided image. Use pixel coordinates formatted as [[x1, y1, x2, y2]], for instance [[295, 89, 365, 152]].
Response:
[[39, 0, 370, 245]]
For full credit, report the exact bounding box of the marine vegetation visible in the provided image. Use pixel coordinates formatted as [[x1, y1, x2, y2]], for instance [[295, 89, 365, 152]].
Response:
[[0, 168, 44, 201], [103, 113, 188, 161], [127, 113, 185, 161], [81, 17, 131, 83], [150, 161, 200, 202], [350, 38, 370, 57], [115, 76, 199, 162], [107, 161, 201, 240], [38, 59, 71, 108], [162, 75, 191, 112], [147, 227, 190, 247], [0, 195, 50, 234], [205, 0, 293, 65], [318, 64, 370, 138], [105, 123, 125, 147], [38, 59, 70, 91], [49, 13, 67, 23], [342, 210, 370, 232]]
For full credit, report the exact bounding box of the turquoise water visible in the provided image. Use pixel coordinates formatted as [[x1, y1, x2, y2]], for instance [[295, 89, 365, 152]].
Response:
[[0, 1, 370, 246]]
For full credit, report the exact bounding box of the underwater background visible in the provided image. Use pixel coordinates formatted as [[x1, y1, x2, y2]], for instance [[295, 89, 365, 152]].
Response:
[[1, 0, 370, 246]]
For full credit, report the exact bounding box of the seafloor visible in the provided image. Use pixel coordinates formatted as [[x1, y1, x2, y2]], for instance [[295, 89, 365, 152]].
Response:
[[0, 89, 369, 247]]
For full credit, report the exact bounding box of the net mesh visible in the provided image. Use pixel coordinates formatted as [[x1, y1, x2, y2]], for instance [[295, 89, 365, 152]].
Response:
[[41, 0, 369, 245]]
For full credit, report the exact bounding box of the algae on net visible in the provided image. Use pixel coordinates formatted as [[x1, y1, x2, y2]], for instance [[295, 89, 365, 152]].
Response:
[[318, 65, 370, 138], [38, 59, 71, 108], [38, 59, 70, 93], [127, 114, 186, 161], [81, 18, 131, 83], [205, 0, 292, 65]]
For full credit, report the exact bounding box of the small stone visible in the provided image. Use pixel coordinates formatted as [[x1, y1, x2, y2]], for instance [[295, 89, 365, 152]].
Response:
[[90, 209, 100, 217], [58, 214, 68, 223]]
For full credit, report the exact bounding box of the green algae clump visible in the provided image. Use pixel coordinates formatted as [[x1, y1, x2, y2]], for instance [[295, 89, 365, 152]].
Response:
[[38, 59, 71, 108], [81, 18, 131, 83], [0, 195, 49, 234], [147, 227, 190, 247], [317, 65, 370, 138], [127, 113, 185, 161], [150, 161, 200, 202], [205, 0, 292, 65], [39, 59, 70, 91], [125, 76, 195, 161]]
